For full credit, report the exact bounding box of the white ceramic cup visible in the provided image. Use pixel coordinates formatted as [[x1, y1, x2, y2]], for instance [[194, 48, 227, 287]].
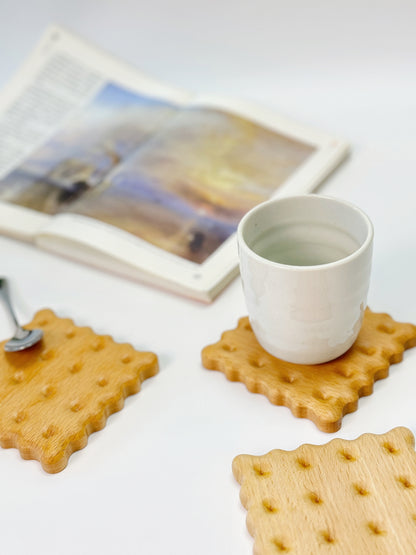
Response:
[[237, 194, 374, 364]]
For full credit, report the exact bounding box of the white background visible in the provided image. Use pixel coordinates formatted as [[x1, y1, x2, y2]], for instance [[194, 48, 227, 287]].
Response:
[[0, 1, 416, 554]]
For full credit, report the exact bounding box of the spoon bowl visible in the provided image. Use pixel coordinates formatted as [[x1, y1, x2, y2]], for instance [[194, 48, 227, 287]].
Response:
[[4, 328, 44, 352], [0, 278, 43, 352]]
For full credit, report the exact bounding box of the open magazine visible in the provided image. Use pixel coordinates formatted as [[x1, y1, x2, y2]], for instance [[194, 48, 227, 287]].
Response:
[[0, 25, 349, 301]]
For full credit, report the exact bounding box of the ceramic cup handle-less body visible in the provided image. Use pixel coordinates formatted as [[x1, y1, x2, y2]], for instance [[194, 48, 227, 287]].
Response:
[[237, 195, 374, 365]]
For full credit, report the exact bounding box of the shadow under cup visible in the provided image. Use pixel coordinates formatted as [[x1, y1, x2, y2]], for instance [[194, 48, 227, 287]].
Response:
[[237, 195, 374, 364]]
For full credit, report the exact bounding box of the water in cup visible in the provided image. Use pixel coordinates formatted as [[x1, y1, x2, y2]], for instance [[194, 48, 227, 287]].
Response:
[[251, 222, 360, 266]]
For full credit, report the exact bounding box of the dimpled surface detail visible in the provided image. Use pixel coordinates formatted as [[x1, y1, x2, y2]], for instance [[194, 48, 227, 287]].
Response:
[[0, 309, 158, 473], [233, 427, 416, 554], [201, 308, 416, 432]]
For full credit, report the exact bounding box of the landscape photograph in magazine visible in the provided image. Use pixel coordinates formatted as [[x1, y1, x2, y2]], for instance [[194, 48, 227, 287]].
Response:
[[0, 81, 316, 264]]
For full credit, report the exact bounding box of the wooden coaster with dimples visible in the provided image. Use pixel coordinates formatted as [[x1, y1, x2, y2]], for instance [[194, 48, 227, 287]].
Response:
[[233, 427, 416, 554], [201, 309, 416, 432], [0, 309, 158, 473]]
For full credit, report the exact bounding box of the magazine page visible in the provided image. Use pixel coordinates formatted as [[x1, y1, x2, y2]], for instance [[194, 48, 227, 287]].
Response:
[[34, 91, 348, 300], [0, 25, 349, 300], [190, 94, 350, 195], [0, 24, 190, 239]]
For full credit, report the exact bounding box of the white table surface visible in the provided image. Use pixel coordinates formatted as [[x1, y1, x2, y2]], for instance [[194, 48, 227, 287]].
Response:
[[1, 1, 416, 554]]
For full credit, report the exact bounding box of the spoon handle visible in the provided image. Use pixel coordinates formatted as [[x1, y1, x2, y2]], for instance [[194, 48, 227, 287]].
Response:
[[0, 278, 24, 336]]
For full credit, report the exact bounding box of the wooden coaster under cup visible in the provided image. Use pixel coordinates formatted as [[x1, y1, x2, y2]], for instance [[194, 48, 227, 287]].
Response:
[[202, 309, 416, 432]]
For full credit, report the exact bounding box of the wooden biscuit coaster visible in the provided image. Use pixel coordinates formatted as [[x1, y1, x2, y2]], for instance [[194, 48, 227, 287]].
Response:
[[0, 309, 158, 473], [232, 427, 416, 554], [201, 309, 416, 432]]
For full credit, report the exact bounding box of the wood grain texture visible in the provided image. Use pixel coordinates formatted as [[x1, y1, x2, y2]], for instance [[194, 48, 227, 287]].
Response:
[[201, 309, 416, 432], [0, 309, 158, 473], [233, 427, 416, 554]]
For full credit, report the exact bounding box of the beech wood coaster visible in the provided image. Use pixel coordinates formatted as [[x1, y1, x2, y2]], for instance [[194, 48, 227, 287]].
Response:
[[233, 427, 416, 554], [201, 309, 416, 432], [0, 309, 158, 473]]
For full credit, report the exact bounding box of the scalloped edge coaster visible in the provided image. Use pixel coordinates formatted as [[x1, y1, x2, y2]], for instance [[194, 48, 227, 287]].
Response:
[[201, 309, 416, 432], [232, 427, 416, 554], [0, 309, 158, 473]]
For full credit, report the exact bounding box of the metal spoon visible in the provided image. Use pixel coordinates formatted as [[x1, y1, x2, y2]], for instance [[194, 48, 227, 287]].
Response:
[[0, 278, 43, 352]]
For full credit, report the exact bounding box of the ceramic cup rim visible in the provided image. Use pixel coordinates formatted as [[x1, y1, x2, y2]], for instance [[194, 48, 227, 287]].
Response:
[[237, 194, 374, 272]]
